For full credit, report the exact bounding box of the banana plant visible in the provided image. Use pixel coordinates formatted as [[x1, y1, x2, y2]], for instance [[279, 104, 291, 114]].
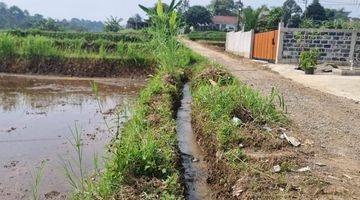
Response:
[[139, 0, 182, 17], [139, 0, 182, 35]]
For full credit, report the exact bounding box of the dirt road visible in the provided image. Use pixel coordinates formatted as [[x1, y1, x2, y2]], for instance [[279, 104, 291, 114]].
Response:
[[183, 39, 360, 197]]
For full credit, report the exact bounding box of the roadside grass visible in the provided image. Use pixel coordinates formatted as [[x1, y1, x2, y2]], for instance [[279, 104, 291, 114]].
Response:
[[189, 61, 328, 199]]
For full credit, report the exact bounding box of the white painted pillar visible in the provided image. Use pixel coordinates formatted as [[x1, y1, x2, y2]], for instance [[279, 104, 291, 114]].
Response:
[[275, 22, 285, 64]]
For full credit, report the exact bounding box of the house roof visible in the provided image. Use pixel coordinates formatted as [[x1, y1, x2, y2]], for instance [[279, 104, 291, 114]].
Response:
[[212, 16, 238, 25]]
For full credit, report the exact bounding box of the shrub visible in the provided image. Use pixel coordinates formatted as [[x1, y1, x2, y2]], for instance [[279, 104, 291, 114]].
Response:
[[21, 36, 60, 59], [0, 34, 17, 60], [299, 49, 319, 70]]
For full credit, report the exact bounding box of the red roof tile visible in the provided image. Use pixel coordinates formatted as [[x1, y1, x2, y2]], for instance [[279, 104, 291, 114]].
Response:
[[212, 16, 238, 25]]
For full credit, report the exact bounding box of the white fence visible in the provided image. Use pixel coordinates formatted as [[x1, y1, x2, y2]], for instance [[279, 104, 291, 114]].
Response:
[[225, 30, 254, 58]]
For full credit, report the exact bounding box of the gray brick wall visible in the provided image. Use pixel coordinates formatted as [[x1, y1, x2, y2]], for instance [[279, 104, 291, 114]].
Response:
[[354, 32, 360, 65], [278, 28, 359, 66]]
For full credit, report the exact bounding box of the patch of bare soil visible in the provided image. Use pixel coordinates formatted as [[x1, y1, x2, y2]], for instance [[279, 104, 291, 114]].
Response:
[[184, 39, 360, 199]]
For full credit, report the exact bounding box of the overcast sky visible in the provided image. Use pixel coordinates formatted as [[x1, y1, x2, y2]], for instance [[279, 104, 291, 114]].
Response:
[[1, 0, 359, 22]]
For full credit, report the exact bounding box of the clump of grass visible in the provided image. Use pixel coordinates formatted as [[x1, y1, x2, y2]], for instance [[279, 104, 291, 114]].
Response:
[[0, 34, 17, 60], [30, 160, 47, 200], [21, 36, 60, 59]]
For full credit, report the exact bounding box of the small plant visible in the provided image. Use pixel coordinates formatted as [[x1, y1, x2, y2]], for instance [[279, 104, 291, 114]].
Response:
[[30, 160, 47, 200], [299, 49, 319, 74]]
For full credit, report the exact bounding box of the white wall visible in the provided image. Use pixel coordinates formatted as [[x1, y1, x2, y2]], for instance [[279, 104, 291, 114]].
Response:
[[225, 30, 254, 58]]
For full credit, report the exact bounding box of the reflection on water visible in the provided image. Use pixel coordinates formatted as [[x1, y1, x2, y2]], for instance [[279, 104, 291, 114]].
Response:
[[0, 74, 145, 200]]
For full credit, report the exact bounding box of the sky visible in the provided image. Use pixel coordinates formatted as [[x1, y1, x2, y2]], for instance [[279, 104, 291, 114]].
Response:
[[1, 0, 359, 22]]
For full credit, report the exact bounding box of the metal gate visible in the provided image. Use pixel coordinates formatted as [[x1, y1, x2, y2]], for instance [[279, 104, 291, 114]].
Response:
[[252, 30, 278, 62]]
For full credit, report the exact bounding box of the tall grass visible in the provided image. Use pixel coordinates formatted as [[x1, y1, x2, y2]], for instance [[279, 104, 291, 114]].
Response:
[[0, 34, 17, 59], [21, 36, 60, 59]]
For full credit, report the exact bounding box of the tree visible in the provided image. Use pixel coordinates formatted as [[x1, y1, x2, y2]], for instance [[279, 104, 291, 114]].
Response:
[[282, 0, 302, 27], [127, 14, 145, 29], [303, 0, 327, 22], [243, 6, 263, 32], [208, 0, 237, 16], [184, 6, 212, 27], [39, 18, 62, 31], [235, 0, 244, 30], [325, 8, 350, 21], [262, 7, 284, 31], [104, 16, 122, 32], [0, 2, 104, 32]]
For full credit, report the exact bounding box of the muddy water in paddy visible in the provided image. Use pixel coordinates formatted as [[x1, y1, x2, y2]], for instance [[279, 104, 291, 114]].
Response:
[[177, 83, 212, 200], [0, 73, 145, 200]]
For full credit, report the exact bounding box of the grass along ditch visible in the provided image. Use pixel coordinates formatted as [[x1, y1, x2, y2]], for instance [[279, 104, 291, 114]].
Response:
[[189, 60, 333, 199]]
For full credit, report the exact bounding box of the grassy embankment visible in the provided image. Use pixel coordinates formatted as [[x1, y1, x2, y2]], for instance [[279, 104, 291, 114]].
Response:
[[68, 2, 197, 199], [189, 61, 328, 198], [0, 30, 155, 77]]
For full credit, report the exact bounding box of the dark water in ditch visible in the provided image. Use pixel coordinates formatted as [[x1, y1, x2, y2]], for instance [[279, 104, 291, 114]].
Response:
[[0, 73, 145, 200], [177, 83, 212, 200]]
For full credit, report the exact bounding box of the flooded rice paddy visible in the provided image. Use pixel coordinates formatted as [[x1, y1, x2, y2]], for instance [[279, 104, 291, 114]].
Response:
[[0, 73, 145, 200]]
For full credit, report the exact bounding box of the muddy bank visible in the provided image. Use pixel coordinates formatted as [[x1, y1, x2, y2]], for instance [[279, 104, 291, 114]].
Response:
[[0, 74, 145, 200], [0, 56, 156, 78]]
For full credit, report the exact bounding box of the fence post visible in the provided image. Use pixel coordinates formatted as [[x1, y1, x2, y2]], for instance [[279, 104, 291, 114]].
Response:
[[249, 29, 254, 59], [275, 22, 284, 64]]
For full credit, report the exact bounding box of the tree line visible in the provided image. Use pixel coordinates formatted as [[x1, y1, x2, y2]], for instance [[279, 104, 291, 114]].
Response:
[[181, 0, 359, 32], [0, 2, 104, 32]]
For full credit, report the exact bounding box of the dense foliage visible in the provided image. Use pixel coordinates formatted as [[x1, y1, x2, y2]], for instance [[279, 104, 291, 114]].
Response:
[[0, 2, 104, 32], [184, 6, 212, 28]]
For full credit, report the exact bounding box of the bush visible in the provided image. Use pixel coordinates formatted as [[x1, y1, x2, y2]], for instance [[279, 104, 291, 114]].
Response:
[[0, 34, 17, 60], [299, 49, 319, 70]]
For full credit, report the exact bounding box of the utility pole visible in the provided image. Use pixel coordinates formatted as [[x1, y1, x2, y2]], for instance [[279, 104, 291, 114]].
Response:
[[303, 0, 308, 18]]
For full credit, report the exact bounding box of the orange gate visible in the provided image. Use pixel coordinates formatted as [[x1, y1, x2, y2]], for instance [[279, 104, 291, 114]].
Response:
[[252, 30, 278, 62]]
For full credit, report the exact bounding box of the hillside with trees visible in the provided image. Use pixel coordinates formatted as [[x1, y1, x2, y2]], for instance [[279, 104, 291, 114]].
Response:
[[0, 2, 104, 32]]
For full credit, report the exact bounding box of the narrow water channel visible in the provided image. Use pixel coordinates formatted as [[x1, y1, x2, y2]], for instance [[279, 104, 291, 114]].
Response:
[[0, 74, 145, 200], [176, 83, 212, 200]]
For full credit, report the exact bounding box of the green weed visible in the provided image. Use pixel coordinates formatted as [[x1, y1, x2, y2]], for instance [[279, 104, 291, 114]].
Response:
[[0, 34, 17, 59]]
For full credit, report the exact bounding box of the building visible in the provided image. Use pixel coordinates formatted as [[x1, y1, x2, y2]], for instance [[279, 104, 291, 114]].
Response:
[[212, 16, 238, 31]]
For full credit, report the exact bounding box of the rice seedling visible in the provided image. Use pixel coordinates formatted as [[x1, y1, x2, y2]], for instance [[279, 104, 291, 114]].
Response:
[[60, 123, 87, 192], [30, 160, 47, 200]]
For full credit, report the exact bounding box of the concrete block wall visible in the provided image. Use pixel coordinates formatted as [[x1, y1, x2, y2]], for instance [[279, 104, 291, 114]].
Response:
[[277, 28, 359, 66], [225, 30, 254, 58], [354, 32, 360, 65]]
